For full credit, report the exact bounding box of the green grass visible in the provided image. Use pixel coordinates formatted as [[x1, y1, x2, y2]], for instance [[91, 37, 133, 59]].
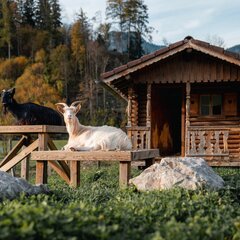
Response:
[[0, 165, 240, 240]]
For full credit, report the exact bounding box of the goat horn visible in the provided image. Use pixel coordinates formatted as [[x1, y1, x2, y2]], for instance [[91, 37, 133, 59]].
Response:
[[55, 103, 68, 108], [70, 101, 81, 107]]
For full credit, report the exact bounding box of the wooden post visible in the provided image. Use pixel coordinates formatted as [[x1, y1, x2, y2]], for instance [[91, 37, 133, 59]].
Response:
[[146, 83, 151, 149], [181, 88, 186, 156], [21, 157, 30, 180], [146, 83, 151, 127], [119, 161, 131, 188], [145, 158, 155, 168], [36, 133, 48, 184], [21, 135, 30, 180], [69, 160, 80, 187], [185, 82, 191, 156], [127, 86, 133, 127]]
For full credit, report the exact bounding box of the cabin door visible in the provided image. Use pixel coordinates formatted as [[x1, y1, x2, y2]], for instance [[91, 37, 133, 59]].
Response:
[[151, 85, 182, 156]]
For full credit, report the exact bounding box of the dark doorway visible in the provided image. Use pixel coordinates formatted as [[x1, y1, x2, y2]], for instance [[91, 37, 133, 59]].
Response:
[[151, 85, 182, 156]]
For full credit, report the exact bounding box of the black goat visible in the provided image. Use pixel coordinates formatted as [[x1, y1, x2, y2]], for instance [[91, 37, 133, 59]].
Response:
[[1, 88, 63, 125]]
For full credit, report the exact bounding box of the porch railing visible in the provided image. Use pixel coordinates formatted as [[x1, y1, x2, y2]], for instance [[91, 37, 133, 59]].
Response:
[[127, 126, 150, 150], [186, 126, 230, 157]]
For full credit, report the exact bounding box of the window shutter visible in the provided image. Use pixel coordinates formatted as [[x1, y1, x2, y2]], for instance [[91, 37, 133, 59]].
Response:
[[190, 94, 199, 116], [223, 93, 237, 116]]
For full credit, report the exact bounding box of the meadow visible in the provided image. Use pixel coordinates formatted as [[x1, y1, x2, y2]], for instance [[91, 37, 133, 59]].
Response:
[[0, 161, 240, 240]]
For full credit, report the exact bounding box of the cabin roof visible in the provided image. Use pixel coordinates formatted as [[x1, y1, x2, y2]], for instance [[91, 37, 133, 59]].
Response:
[[99, 36, 240, 101]]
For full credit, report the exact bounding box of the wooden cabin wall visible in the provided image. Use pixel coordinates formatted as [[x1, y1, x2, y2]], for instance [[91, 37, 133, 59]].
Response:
[[189, 82, 240, 162]]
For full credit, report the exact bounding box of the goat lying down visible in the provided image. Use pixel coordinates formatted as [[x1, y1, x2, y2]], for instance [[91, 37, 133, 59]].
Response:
[[56, 101, 132, 151]]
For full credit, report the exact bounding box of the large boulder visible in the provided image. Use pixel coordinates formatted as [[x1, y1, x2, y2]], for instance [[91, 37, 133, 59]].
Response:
[[0, 171, 50, 200], [130, 157, 224, 191]]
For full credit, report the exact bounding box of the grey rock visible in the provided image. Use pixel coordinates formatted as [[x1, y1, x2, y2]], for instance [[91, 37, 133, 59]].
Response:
[[130, 157, 224, 191], [0, 171, 50, 200]]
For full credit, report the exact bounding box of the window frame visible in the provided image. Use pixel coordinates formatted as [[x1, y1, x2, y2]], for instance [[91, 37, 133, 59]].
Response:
[[199, 94, 222, 116]]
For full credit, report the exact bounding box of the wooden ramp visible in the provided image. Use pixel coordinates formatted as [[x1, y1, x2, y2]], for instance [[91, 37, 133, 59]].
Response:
[[31, 149, 159, 188]]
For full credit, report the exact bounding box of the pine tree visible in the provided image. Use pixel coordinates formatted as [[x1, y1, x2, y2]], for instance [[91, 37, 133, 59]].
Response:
[[23, 0, 36, 27], [50, 0, 61, 31], [123, 0, 150, 59], [35, 0, 52, 31]]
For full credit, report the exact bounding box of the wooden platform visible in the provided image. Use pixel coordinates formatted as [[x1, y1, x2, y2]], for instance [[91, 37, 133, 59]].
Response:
[[30, 149, 159, 188], [0, 125, 67, 180]]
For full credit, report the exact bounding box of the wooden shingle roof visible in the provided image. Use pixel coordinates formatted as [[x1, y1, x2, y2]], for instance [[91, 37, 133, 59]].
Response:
[[101, 36, 240, 83], [99, 36, 240, 101]]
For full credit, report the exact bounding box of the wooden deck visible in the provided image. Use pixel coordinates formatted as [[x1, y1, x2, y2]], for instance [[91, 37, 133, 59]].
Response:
[[30, 149, 160, 188]]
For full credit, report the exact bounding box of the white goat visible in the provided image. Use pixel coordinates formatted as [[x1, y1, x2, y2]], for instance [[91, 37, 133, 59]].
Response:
[[56, 101, 132, 151]]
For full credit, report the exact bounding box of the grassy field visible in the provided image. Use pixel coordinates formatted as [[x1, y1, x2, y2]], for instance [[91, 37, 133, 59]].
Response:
[[0, 163, 240, 240]]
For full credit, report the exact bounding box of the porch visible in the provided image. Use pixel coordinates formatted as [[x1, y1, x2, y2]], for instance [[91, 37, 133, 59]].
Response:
[[127, 125, 240, 166]]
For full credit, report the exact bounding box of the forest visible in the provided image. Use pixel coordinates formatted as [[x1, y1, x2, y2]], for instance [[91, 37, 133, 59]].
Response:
[[0, 0, 152, 126]]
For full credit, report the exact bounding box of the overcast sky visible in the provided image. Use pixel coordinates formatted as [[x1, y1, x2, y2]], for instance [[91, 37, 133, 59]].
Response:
[[59, 0, 240, 48]]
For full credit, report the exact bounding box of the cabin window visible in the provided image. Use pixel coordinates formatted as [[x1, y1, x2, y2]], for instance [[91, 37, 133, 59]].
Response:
[[200, 95, 222, 116]]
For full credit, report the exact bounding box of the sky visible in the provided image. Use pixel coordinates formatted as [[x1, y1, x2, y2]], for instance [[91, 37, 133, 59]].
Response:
[[59, 0, 240, 48]]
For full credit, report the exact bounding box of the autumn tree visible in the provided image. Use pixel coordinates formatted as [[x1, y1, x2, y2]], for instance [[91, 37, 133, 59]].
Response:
[[15, 61, 62, 109], [49, 44, 72, 100], [0, 0, 15, 58]]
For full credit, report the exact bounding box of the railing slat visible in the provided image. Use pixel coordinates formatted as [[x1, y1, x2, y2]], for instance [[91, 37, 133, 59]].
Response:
[[187, 127, 230, 157]]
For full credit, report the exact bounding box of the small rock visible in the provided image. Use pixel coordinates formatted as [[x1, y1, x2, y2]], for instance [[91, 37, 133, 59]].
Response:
[[130, 157, 224, 191], [0, 171, 50, 200]]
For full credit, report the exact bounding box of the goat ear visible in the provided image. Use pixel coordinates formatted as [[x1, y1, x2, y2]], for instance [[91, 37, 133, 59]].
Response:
[[9, 88, 15, 96], [75, 103, 81, 114], [55, 103, 67, 115]]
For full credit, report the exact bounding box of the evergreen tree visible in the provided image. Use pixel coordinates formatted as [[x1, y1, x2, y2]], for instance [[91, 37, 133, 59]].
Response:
[[35, 0, 52, 31], [23, 0, 36, 27], [123, 0, 150, 59], [50, 0, 61, 31]]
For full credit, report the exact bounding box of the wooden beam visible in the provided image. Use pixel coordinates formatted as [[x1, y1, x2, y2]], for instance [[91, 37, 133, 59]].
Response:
[[36, 133, 48, 184], [181, 88, 186, 156], [146, 83, 151, 128], [31, 150, 132, 161], [47, 138, 70, 177], [0, 139, 39, 172], [185, 82, 191, 156], [21, 156, 30, 180], [131, 149, 159, 161], [0, 125, 67, 134], [119, 161, 131, 187], [127, 86, 133, 127], [0, 135, 27, 167], [48, 161, 70, 184], [31, 149, 159, 162], [69, 161, 80, 187]]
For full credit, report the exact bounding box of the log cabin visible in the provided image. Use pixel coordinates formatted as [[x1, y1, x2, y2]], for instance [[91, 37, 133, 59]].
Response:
[[100, 36, 240, 166]]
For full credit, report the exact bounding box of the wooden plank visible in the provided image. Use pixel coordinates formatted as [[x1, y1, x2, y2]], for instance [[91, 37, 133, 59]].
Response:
[[69, 161, 80, 187], [21, 157, 30, 180], [0, 135, 27, 167], [47, 138, 70, 177], [0, 125, 67, 134], [31, 149, 159, 162], [31, 150, 132, 161], [207, 161, 240, 167], [131, 149, 159, 160], [48, 161, 70, 184], [119, 161, 131, 187], [0, 139, 39, 172]]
